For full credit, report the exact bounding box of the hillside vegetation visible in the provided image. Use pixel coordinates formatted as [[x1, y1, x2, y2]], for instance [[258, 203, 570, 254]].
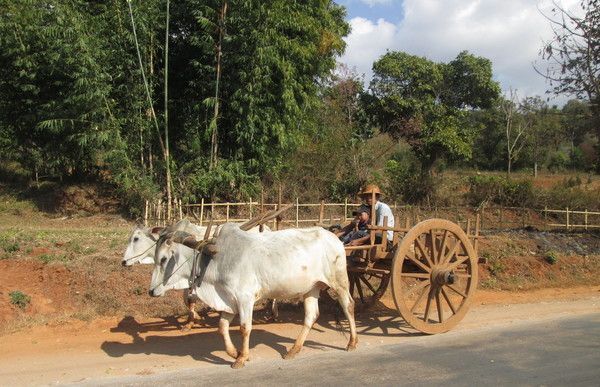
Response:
[[0, 1, 598, 216]]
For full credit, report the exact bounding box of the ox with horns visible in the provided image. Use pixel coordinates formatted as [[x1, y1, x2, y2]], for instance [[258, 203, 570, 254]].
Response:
[[123, 220, 210, 330], [123, 220, 276, 330], [149, 210, 357, 369]]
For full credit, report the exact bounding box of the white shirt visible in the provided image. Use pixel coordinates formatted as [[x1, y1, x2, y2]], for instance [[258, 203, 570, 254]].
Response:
[[375, 201, 395, 241]]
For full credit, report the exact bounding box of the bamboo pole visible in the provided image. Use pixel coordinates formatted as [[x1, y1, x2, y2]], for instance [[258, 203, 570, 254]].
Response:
[[319, 200, 324, 224], [276, 185, 282, 230], [343, 198, 348, 224], [370, 191, 376, 246], [144, 200, 148, 227], [199, 198, 204, 226], [296, 198, 299, 227]]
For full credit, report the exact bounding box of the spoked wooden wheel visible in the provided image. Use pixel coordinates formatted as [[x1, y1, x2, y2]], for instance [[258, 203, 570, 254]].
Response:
[[391, 219, 478, 334], [348, 268, 391, 307]]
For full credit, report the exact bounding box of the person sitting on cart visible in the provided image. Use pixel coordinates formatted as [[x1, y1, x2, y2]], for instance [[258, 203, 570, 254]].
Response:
[[359, 184, 395, 249], [335, 205, 371, 246]]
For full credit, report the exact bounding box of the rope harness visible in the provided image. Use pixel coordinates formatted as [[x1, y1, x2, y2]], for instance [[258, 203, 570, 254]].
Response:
[[123, 240, 157, 264], [150, 238, 214, 293]]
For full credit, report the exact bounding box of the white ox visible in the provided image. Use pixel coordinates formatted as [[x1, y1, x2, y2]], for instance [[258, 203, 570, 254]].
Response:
[[149, 223, 357, 369], [122, 220, 211, 329], [123, 220, 275, 329], [123, 221, 270, 266]]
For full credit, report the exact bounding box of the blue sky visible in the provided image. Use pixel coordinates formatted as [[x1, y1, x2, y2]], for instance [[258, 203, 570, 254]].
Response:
[[339, 0, 405, 24], [336, 0, 581, 105]]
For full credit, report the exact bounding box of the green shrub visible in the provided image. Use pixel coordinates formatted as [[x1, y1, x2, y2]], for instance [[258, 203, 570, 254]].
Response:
[[385, 152, 437, 204], [1, 241, 19, 253], [547, 151, 569, 173], [9, 290, 31, 309], [539, 185, 600, 210], [38, 253, 70, 264], [182, 159, 260, 203], [0, 230, 22, 254], [467, 175, 535, 207], [545, 251, 559, 265]]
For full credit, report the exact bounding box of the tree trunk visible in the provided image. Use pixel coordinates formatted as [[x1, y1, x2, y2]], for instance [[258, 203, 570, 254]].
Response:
[[210, 1, 228, 170], [164, 0, 172, 221]]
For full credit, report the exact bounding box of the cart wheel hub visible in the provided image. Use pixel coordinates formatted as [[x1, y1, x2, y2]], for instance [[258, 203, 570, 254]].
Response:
[[432, 270, 455, 286]]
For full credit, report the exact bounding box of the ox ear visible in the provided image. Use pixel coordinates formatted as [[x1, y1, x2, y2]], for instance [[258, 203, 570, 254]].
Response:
[[151, 226, 164, 234]]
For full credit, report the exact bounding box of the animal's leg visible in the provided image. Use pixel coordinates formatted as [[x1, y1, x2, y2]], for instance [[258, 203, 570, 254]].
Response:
[[333, 286, 358, 351], [232, 301, 254, 369], [284, 287, 320, 360], [218, 312, 238, 359], [269, 298, 279, 321], [182, 305, 201, 331], [181, 291, 201, 330]]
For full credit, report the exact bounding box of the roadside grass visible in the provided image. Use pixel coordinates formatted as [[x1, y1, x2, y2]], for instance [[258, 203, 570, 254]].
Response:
[[9, 290, 31, 309]]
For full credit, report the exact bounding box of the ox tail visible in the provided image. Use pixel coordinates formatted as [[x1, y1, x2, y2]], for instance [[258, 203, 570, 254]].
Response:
[[324, 285, 347, 338], [333, 302, 346, 338]]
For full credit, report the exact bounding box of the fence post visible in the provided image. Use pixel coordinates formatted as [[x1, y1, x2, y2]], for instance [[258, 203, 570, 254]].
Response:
[[584, 209, 588, 231], [344, 198, 348, 224], [226, 202, 230, 222], [296, 197, 299, 227], [566, 207, 570, 231], [199, 198, 204, 226], [319, 200, 325, 224], [249, 197, 253, 220], [544, 206, 548, 230], [144, 200, 148, 227], [179, 198, 183, 220]]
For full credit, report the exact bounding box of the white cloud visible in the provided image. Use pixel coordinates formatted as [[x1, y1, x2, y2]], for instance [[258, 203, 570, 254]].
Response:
[[360, 0, 393, 6], [340, 0, 583, 104]]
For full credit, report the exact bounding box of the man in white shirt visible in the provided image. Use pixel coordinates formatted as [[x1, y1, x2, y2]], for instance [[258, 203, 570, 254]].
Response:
[[359, 184, 395, 245]]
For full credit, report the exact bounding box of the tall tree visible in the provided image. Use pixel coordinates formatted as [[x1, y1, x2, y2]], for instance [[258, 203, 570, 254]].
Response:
[[538, 0, 599, 168], [367, 51, 500, 173]]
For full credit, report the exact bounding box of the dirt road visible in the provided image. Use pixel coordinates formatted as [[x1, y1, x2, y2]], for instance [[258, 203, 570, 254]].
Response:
[[0, 287, 598, 386]]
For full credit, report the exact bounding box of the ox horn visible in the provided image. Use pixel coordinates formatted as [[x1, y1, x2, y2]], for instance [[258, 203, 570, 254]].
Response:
[[169, 230, 218, 255], [239, 204, 293, 231], [151, 226, 165, 234]]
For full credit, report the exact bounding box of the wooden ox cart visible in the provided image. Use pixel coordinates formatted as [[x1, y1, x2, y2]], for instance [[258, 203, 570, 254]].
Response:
[[183, 199, 480, 335]]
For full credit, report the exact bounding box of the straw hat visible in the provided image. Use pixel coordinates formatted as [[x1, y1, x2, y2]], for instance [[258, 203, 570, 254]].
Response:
[[359, 184, 381, 197]]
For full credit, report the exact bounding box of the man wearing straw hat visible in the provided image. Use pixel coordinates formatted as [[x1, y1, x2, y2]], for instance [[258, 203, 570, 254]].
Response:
[[359, 184, 395, 247]]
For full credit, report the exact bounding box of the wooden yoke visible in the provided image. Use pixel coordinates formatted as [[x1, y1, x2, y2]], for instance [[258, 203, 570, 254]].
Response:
[[240, 204, 293, 231], [168, 230, 218, 255], [369, 191, 376, 245]]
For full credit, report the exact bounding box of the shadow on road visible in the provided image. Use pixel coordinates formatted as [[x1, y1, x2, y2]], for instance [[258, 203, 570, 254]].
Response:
[[102, 313, 345, 366], [100, 299, 421, 366]]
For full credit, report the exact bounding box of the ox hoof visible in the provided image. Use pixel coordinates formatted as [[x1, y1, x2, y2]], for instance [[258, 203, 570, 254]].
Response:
[[231, 359, 246, 369], [283, 348, 300, 360], [226, 350, 240, 360]]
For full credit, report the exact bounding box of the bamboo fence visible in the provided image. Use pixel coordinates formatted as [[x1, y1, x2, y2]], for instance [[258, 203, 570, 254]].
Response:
[[143, 198, 600, 232]]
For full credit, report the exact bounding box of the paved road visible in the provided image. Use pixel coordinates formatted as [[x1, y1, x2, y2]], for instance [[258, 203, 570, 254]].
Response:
[[80, 312, 600, 386]]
